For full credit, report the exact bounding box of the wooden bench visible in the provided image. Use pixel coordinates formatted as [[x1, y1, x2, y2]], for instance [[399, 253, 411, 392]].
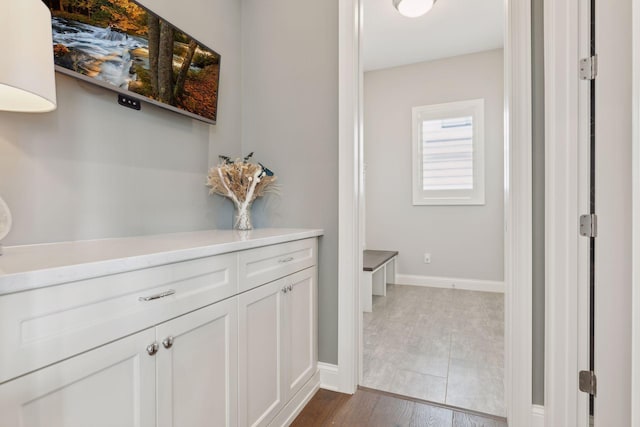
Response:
[[361, 250, 398, 312]]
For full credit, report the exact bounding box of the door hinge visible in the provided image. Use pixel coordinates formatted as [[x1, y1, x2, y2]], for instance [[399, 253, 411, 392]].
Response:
[[580, 214, 598, 237], [579, 370, 597, 396], [580, 55, 598, 80]]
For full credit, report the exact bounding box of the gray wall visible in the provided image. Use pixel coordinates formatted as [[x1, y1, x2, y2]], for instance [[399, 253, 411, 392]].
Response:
[[0, 0, 242, 246], [0, 0, 544, 386], [241, 0, 339, 364], [532, 0, 545, 406], [364, 49, 504, 282]]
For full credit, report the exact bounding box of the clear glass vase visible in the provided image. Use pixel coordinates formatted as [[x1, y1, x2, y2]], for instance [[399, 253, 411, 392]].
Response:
[[234, 203, 253, 230]]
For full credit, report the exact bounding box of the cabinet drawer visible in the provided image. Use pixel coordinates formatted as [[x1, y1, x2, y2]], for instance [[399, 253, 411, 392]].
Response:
[[0, 253, 237, 384], [238, 238, 316, 292]]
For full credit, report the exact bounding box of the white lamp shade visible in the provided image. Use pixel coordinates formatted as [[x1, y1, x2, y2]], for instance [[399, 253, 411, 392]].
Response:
[[393, 0, 436, 18], [0, 0, 57, 112]]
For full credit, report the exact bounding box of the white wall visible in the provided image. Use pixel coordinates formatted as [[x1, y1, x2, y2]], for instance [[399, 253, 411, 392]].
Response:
[[0, 0, 242, 246], [241, 0, 339, 364], [364, 49, 504, 282]]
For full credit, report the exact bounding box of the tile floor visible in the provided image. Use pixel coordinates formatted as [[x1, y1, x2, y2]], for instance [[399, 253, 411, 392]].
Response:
[[362, 284, 505, 417]]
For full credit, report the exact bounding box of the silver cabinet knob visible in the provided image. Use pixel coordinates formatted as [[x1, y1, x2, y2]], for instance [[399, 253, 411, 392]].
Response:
[[162, 336, 174, 349], [282, 285, 293, 294], [146, 341, 159, 356]]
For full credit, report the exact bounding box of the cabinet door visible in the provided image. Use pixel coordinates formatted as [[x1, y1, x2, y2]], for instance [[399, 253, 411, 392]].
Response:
[[284, 267, 318, 401], [238, 278, 286, 427], [156, 297, 238, 427], [0, 329, 156, 427]]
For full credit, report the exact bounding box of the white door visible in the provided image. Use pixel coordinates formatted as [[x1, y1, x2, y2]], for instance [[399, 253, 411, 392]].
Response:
[[0, 329, 156, 427], [591, 0, 633, 424], [238, 279, 286, 427], [156, 297, 238, 427], [284, 267, 317, 400]]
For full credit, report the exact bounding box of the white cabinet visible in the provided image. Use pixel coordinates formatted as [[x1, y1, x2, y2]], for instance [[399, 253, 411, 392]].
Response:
[[284, 267, 317, 400], [157, 297, 238, 427], [238, 278, 286, 427], [239, 238, 316, 292], [0, 234, 320, 427], [0, 329, 157, 427], [238, 267, 317, 427], [0, 298, 238, 427], [0, 252, 238, 385]]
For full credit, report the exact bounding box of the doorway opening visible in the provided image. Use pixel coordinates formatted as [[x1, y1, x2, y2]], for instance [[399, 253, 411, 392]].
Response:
[[337, 0, 534, 424], [358, 0, 506, 417]]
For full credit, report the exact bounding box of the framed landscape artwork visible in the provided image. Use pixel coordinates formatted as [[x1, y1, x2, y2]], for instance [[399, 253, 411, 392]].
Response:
[[42, 0, 221, 123]]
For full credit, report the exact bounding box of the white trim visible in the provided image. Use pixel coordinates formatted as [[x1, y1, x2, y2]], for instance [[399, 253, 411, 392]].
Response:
[[633, 0, 640, 423], [395, 275, 504, 293], [268, 371, 320, 427], [338, 3, 533, 427], [503, 0, 533, 425], [543, 0, 591, 425], [317, 362, 340, 392], [337, 0, 362, 395], [531, 405, 545, 427]]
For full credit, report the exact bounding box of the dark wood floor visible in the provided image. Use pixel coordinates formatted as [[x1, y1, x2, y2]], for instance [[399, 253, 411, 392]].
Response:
[[291, 388, 508, 427]]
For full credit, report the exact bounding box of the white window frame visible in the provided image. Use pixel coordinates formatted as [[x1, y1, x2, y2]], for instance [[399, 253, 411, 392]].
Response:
[[411, 98, 485, 205]]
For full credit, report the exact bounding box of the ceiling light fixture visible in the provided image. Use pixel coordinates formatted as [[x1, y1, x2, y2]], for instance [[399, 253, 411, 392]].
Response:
[[393, 0, 437, 18]]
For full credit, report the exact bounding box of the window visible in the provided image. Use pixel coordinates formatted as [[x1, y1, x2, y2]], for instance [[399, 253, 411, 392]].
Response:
[[412, 99, 485, 205]]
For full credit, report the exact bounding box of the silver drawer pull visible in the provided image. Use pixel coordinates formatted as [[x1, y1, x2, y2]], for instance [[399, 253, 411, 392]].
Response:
[[139, 289, 176, 302], [278, 256, 294, 263]]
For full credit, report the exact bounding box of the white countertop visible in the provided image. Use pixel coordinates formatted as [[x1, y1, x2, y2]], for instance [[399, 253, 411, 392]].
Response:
[[0, 228, 323, 296]]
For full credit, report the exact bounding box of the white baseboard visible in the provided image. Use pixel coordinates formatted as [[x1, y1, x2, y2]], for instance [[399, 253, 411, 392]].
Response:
[[532, 404, 545, 427], [395, 274, 504, 293], [317, 362, 340, 392], [272, 370, 320, 427]]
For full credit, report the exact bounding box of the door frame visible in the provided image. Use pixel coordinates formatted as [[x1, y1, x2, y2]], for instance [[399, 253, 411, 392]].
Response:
[[337, 0, 534, 425], [633, 0, 640, 424], [543, 0, 591, 425]]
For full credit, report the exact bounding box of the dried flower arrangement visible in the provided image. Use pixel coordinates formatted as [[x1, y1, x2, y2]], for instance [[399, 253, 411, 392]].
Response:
[[206, 152, 277, 230]]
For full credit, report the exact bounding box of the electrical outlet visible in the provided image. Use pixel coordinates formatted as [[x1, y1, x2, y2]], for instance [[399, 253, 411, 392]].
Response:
[[423, 253, 431, 264]]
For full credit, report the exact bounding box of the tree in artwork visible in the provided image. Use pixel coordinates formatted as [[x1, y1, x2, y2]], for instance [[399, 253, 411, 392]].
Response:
[[147, 14, 160, 96], [157, 21, 175, 104]]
